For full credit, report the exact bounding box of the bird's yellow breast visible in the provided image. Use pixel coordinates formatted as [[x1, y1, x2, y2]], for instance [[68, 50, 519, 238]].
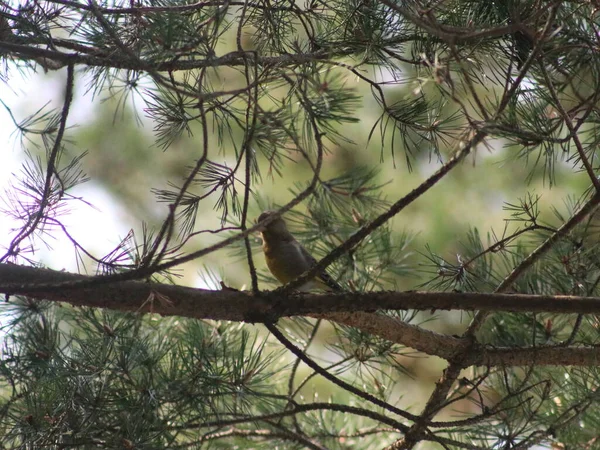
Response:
[[263, 242, 302, 284]]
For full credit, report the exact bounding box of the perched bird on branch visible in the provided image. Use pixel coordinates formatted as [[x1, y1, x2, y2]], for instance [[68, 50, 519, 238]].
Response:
[[257, 210, 342, 292]]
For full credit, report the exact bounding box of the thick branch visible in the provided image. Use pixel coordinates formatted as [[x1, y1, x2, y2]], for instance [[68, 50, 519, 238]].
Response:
[[313, 312, 465, 361], [3, 263, 600, 367], [0, 42, 334, 72], [472, 346, 600, 367], [7, 263, 600, 318]]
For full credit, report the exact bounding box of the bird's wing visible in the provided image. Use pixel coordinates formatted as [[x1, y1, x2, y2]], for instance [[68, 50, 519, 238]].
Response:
[[295, 241, 342, 291]]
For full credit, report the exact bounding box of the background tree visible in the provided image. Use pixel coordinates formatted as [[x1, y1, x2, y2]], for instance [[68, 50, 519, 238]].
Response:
[[2, 0, 600, 448]]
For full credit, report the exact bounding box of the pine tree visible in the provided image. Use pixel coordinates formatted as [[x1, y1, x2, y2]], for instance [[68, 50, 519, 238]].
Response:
[[2, 0, 600, 448]]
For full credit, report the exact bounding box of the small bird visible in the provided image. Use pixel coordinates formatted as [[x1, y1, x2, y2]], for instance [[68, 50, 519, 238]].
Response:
[[257, 210, 342, 291]]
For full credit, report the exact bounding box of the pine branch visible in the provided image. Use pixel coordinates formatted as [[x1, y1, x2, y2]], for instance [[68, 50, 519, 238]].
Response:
[[0, 64, 75, 263], [4, 262, 600, 367]]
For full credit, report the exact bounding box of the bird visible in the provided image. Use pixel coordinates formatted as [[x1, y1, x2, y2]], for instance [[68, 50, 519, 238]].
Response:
[[257, 210, 342, 291]]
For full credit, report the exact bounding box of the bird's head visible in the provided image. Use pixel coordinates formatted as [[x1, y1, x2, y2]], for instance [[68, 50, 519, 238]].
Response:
[[256, 210, 290, 237]]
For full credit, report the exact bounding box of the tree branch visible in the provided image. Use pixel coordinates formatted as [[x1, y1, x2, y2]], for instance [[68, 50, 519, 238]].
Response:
[[7, 263, 600, 318], [3, 263, 600, 367]]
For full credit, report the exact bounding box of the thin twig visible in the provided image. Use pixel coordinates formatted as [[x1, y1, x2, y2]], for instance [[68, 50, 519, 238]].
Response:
[[264, 322, 418, 423], [541, 66, 600, 192], [1, 63, 75, 262]]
